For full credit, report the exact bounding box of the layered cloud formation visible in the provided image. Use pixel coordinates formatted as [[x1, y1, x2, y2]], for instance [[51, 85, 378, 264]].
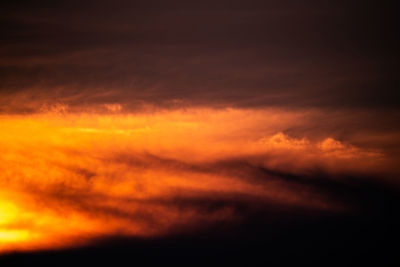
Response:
[[0, 0, 399, 260], [0, 107, 396, 253]]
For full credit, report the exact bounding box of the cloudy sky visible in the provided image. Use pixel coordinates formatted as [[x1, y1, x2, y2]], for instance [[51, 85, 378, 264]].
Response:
[[0, 1, 399, 265]]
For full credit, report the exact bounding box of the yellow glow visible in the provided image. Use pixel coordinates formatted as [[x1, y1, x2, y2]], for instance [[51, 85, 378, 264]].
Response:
[[0, 231, 30, 242], [0, 202, 18, 224]]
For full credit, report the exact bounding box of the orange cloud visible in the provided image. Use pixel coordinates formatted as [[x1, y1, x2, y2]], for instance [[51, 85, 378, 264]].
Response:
[[0, 107, 392, 253]]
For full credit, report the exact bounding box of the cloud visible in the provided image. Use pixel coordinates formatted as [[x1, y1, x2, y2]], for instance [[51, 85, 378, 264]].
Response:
[[0, 107, 397, 253], [0, 1, 398, 262], [0, 0, 398, 114]]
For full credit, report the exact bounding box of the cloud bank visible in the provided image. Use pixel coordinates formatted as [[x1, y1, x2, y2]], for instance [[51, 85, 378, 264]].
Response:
[[0, 107, 397, 253]]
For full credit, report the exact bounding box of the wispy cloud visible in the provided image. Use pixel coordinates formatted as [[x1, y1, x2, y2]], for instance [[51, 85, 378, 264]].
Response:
[[0, 107, 396, 253]]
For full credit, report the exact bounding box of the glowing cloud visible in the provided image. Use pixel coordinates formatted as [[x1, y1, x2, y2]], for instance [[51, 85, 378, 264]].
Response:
[[0, 107, 392, 253]]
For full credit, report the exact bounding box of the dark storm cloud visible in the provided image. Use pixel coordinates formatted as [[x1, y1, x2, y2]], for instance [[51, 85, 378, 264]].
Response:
[[0, 0, 398, 113]]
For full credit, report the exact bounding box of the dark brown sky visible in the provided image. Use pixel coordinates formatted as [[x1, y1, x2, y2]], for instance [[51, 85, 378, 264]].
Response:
[[1, 0, 398, 113]]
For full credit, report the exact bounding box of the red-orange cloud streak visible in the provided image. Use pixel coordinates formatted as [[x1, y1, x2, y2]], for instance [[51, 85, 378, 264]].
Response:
[[0, 107, 391, 253]]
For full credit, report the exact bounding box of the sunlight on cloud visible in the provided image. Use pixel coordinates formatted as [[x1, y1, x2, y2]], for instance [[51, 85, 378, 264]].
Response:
[[0, 107, 389, 253]]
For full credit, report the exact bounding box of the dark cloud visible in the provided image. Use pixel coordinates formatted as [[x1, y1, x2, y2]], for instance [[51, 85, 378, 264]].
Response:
[[0, 0, 398, 113]]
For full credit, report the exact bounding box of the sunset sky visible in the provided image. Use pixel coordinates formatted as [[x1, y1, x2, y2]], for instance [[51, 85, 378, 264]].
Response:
[[0, 1, 399, 265]]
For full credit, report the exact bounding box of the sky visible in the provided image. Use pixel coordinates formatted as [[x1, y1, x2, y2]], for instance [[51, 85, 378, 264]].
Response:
[[0, 1, 399, 265]]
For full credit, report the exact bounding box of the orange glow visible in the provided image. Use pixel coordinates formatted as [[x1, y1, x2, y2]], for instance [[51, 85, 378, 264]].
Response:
[[0, 107, 389, 253]]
